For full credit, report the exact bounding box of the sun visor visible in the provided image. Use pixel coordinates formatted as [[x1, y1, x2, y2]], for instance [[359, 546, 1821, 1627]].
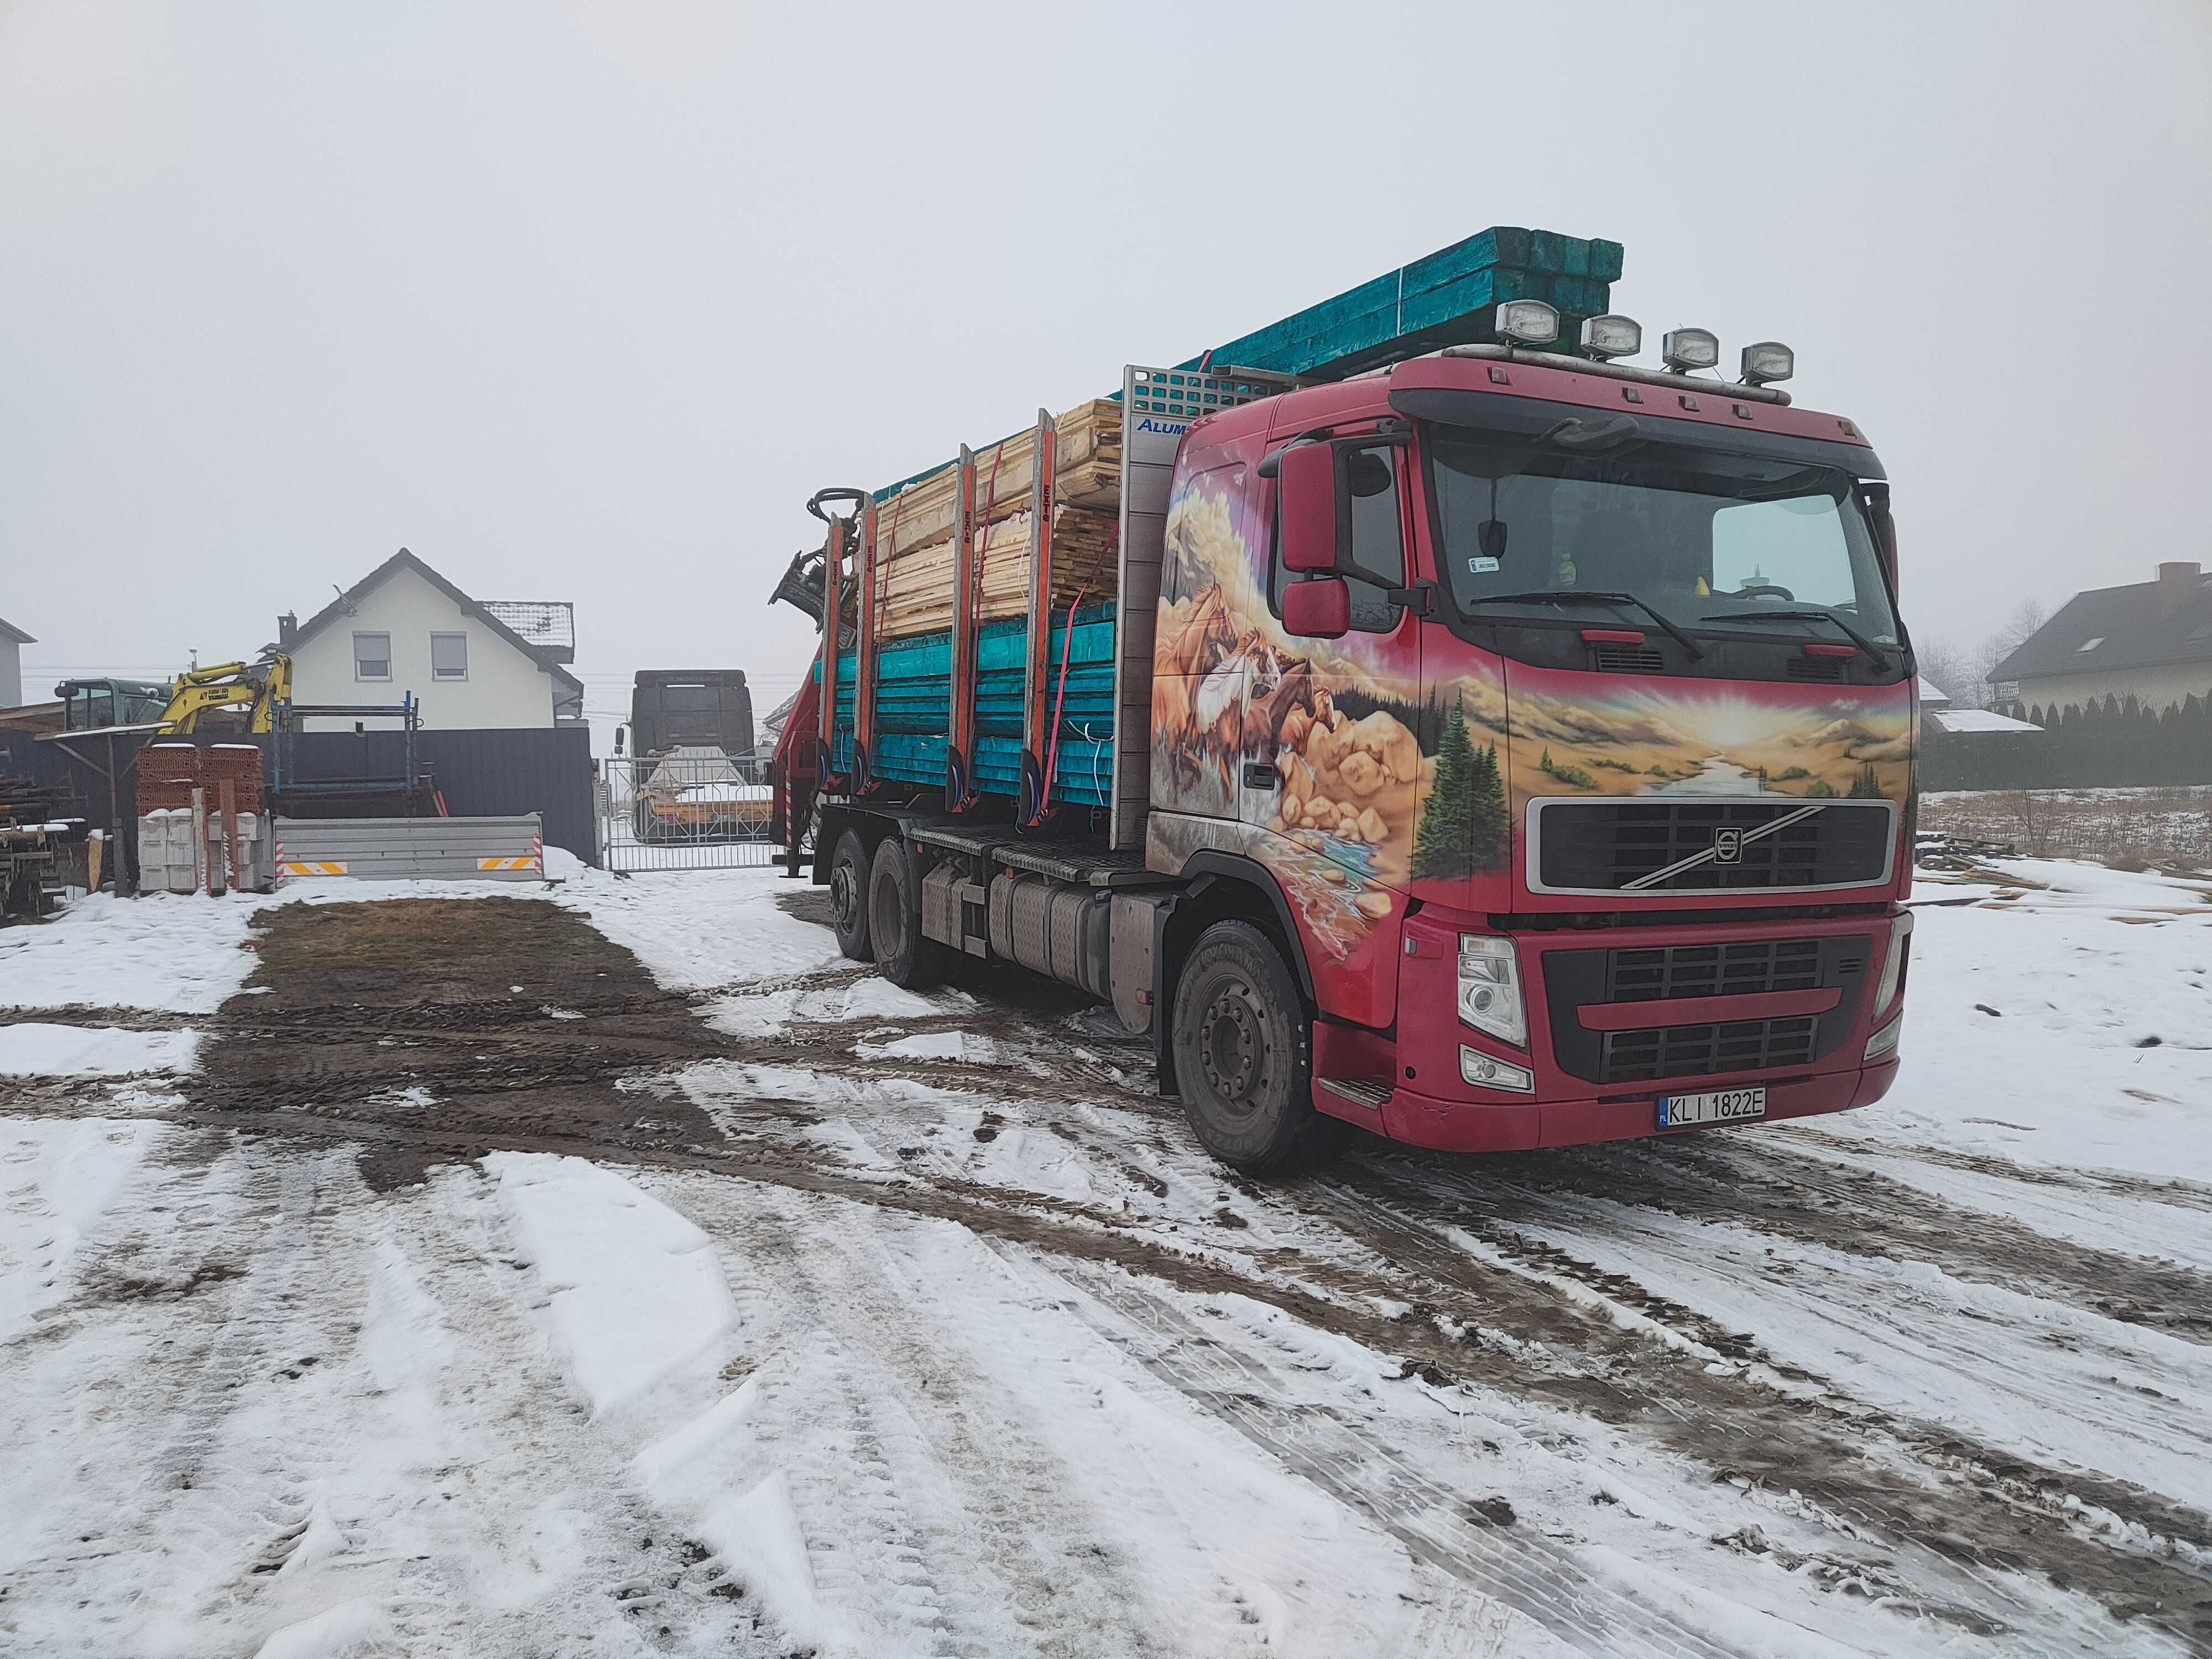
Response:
[[1387, 384, 1886, 481]]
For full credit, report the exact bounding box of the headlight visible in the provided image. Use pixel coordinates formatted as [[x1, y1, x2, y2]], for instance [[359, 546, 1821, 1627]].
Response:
[[1458, 934, 1526, 1047], [1461, 1047, 1535, 1093], [1661, 327, 1720, 372], [1873, 911, 1913, 1015], [1494, 300, 1561, 346], [1865, 1016, 1902, 1061]]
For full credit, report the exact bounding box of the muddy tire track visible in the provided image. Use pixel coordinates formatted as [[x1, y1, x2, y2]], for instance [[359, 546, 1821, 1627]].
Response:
[[1345, 1135, 2212, 1344]]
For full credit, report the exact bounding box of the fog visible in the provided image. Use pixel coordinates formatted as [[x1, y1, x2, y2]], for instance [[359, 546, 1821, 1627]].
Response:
[[3, 1, 2206, 734]]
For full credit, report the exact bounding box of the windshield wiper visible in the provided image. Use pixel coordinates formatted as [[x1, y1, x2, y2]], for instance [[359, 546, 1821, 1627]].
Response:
[[1474, 591, 1705, 660], [1698, 607, 1893, 671]]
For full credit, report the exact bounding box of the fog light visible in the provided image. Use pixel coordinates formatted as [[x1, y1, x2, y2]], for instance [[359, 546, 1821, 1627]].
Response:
[[1740, 340, 1794, 385], [1495, 300, 1560, 347], [1461, 1047, 1536, 1093], [1579, 314, 1641, 360], [1865, 1016, 1902, 1061], [1458, 935, 1527, 1046], [1661, 327, 1720, 372]]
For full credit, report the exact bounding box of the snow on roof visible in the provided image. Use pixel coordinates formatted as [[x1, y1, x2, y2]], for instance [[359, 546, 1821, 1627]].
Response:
[[481, 601, 575, 651], [1916, 676, 1952, 708], [1928, 706, 2042, 734]]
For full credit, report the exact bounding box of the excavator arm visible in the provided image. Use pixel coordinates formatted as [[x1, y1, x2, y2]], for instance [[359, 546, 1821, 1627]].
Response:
[[160, 655, 293, 735]]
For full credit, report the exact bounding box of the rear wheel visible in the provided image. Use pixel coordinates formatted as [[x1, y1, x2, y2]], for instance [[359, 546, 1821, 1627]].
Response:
[[828, 828, 872, 961], [869, 836, 942, 990], [1171, 920, 1340, 1172]]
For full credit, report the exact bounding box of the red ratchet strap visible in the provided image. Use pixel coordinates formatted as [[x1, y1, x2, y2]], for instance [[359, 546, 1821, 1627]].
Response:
[[1036, 587, 1087, 820]]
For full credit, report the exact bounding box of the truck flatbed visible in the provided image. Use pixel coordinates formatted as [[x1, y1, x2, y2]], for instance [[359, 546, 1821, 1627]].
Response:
[[905, 820, 1165, 888]]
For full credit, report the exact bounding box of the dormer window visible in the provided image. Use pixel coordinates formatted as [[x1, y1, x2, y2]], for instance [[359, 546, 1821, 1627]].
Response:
[[2075, 636, 2104, 653]]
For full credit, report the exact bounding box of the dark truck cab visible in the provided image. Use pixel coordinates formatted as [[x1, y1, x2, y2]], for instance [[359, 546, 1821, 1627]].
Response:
[[625, 671, 755, 759]]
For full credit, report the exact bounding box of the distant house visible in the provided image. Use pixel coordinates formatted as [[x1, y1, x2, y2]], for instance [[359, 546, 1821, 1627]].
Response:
[[1918, 675, 2038, 736], [0, 616, 30, 708], [1989, 561, 2212, 712], [278, 549, 582, 731]]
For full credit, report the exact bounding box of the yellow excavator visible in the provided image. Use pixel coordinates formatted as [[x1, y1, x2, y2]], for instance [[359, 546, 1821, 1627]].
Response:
[[156, 654, 293, 734]]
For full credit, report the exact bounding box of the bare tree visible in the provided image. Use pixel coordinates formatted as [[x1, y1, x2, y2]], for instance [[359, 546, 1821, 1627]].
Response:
[[1914, 636, 1971, 703], [1963, 598, 2048, 709]]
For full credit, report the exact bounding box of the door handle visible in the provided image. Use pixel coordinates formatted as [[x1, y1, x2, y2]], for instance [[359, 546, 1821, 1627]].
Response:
[[1241, 762, 1280, 791]]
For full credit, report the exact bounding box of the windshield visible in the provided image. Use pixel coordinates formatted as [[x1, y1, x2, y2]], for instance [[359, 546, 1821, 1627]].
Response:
[[1427, 426, 1899, 645]]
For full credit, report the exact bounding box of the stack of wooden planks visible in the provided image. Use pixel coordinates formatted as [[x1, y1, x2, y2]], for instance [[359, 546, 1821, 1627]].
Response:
[[873, 399, 1122, 640], [1194, 225, 1623, 383]]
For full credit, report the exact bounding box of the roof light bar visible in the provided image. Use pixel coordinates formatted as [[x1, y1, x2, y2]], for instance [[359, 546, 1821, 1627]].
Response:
[[1661, 328, 1720, 373], [1579, 314, 1641, 361], [1494, 300, 1560, 347], [1739, 340, 1794, 386]]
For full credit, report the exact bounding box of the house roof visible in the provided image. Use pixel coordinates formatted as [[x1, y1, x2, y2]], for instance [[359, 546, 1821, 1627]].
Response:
[[290, 549, 582, 698], [1991, 569, 2212, 683], [1928, 706, 2041, 735], [1914, 676, 1952, 708], [479, 601, 575, 660], [0, 618, 34, 645]]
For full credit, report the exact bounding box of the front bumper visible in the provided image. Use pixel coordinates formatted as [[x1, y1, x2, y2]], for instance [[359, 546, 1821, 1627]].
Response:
[[1364, 1055, 1898, 1154]]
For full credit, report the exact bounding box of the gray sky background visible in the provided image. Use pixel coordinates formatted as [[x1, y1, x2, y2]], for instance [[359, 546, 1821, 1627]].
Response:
[[3, 1, 2207, 739]]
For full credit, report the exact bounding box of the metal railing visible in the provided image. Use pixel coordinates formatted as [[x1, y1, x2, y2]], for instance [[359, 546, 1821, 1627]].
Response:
[[597, 750, 779, 870]]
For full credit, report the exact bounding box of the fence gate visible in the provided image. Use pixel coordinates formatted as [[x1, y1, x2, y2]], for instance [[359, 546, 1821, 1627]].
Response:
[[598, 750, 780, 871]]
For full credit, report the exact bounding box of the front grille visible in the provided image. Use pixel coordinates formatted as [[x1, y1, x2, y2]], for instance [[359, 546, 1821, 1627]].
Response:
[[1542, 932, 1872, 1084], [1594, 642, 1665, 674], [1535, 799, 1892, 893], [1609, 938, 1822, 1001], [1600, 1016, 1817, 1084], [1787, 656, 1846, 682]]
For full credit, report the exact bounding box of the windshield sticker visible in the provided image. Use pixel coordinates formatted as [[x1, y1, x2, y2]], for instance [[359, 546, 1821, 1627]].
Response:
[[1469, 556, 1500, 573]]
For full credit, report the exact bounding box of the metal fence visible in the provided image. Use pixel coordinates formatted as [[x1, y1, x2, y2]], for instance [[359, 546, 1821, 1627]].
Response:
[[598, 750, 781, 870]]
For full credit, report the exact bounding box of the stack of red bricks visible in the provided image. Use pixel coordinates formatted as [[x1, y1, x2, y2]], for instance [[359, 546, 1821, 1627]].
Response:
[[138, 743, 264, 813]]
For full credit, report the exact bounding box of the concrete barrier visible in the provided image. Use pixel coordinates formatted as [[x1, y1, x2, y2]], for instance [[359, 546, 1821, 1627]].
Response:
[[274, 815, 544, 883]]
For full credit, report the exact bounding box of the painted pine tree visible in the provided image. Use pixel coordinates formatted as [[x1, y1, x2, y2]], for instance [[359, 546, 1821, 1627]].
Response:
[[1412, 702, 1477, 880], [1468, 740, 1508, 871], [1412, 702, 1509, 880], [1848, 760, 1884, 799]]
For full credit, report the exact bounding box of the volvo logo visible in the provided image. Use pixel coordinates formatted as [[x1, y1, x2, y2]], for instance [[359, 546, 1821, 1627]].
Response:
[[1714, 827, 1743, 864]]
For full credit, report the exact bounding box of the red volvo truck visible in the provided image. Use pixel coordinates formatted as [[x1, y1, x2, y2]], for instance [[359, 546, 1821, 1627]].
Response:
[[770, 229, 1914, 1171]]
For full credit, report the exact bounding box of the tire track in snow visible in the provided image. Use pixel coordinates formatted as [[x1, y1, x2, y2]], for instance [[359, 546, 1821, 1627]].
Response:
[[669, 1177, 1173, 1657], [1386, 1133, 2212, 1343]]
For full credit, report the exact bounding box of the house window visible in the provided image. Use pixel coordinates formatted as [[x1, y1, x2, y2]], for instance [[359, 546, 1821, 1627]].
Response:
[[431, 632, 468, 680], [353, 632, 392, 681], [2076, 636, 2104, 653]]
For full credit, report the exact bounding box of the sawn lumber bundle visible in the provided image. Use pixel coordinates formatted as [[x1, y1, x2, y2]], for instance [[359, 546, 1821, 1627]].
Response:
[[869, 399, 1122, 641]]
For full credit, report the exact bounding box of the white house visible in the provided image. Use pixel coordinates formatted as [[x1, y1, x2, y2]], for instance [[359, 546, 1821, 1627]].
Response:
[[278, 549, 582, 731], [0, 617, 29, 708]]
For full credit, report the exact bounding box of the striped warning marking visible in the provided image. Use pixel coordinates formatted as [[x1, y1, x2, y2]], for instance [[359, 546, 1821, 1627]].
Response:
[[477, 856, 537, 871], [282, 860, 347, 876]]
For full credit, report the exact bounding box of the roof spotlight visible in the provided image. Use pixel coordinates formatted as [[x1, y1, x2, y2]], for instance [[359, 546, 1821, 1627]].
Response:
[[1579, 314, 1641, 361], [1739, 341, 1795, 386], [1494, 300, 1560, 347], [1661, 328, 1720, 373]]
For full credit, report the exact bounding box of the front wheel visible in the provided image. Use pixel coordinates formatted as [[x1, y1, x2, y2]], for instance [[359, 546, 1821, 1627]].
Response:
[[828, 828, 873, 961], [1170, 920, 1341, 1172]]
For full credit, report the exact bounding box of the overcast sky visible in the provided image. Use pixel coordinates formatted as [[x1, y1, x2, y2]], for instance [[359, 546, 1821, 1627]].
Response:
[[3, 1, 2207, 732]]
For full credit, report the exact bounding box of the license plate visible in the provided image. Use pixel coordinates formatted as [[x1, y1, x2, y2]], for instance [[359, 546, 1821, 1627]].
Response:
[[1657, 1086, 1766, 1130]]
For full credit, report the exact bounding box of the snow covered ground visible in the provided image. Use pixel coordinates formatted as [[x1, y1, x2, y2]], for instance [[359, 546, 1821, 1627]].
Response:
[[1, 857, 2206, 1655]]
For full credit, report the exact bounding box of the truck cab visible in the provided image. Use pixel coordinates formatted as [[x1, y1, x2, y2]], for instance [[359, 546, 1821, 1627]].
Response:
[[1144, 342, 1912, 1159]]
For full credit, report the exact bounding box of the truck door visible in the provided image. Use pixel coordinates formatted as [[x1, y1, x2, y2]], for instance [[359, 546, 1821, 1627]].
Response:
[[1264, 430, 1425, 892]]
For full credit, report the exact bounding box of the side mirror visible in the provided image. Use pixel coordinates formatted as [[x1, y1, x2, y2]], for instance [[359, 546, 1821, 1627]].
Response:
[[1283, 576, 1349, 639], [1277, 441, 1339, 573]]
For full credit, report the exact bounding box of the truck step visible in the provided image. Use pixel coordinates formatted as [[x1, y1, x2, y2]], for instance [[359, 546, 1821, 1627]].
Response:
[[1316, 1077, 1393, 1113]]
